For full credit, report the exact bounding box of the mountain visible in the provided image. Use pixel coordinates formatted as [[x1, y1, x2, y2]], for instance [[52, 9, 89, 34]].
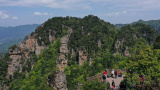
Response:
[[0, 38, 24, 53], [0, 15, 160, 90], [116, 19, 160, 33], [132, 19, 160, 33], [0, 24, 40, 43], [0, 24, 40, 53]]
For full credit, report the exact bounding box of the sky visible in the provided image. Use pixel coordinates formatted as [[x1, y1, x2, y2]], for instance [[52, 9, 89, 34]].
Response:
[[0, 0, 160, 27]]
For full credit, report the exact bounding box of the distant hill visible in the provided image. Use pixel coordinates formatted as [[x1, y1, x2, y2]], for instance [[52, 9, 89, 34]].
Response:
[[0, 38, 24, 53], [0, 24, 40, 53], [132, 19, 160, 33], [115, 19, 160, 33]]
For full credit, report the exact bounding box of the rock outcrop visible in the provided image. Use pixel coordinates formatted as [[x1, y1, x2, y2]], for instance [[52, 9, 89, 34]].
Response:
[[124, 46, 131, 57], [0, 53, 5, 61], [57, 28, 72, 71], [6, 32, 53, 79], [7, 47, 24, 79], [114, 39, 131, 57], [98, 40, 101, 47], [79, 49, 88, 66], [47, 71, 67, 90], [19, 34, 48, 57]]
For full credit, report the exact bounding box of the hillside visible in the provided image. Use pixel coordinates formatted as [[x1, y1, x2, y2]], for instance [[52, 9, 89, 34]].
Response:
[[0, 15, 160, 90], [132, 19, 160, 32], [0, 38, 23, 53], [116, 19, 160, 33]]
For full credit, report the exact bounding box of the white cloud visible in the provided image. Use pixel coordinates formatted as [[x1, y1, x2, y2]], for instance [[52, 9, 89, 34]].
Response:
[[0, 0, 91, 10], [122, 11, 127, 14], [0, 0, 159, 11], [0, 11, 19, 20], [12, 16, 18, 20], [105, 11, 128, 16], [0, 11, 9, 19], [93, 0, 160, 11], [33, 12, 52, 16]]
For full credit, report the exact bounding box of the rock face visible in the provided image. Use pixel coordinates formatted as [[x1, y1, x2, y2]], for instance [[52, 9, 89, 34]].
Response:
[[98, 40, 101, 47], [47, 71, 67, 90], [19, 34, 47, 57], [79, 50, 88, 66], [114, 39, 131, 57], [49, 30, 56, 43], [0, 53, 5, 61], [5, 26, 69, 89], [57, 29, 72, 71], [89, 58, 93, 65], [6, 32, 52, 79], [124, 46, 131, 57], [55, 72, 67, 90], [7, 47, 24, 79]]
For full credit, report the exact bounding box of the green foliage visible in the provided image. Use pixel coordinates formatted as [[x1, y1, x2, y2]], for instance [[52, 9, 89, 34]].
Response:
[[132, 19, 160, 33], [8, 38, 61, 89], [124, 47, 160, 89], [116, 23, 156, 55], [0, 38, 23, 53], [68, 15, 116, 56], [81, 79, 110, 90], [118, 23, 155, 46], [153, 35, 160, 49], [0, 53, 11, 77], [1, 15, 160, 89], [65, 55, 114, 90]]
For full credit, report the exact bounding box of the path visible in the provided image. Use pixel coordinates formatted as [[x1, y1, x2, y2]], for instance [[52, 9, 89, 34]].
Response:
[[106, 75, 125, 90]]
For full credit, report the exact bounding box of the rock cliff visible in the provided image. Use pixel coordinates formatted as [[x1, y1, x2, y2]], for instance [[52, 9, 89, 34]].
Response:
[[79, 50, 88, 66], [114, 39, 131, 57], [47, 71, 67, 90], [57, 28, 72, 71], [0, 53, 5, 61], [7, 47, 24, 79], [6, 33, 48, 79], [19, 34, 48, 57]]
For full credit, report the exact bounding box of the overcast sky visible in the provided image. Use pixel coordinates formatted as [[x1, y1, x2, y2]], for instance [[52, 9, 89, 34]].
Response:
[[0, 0, 160, 27]]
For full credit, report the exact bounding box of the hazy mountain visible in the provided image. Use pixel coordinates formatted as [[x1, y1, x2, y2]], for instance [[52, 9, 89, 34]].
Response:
[[0, 24, 40, 53], [115, 19, 160, 33], [132, 19, 160, 33], [0, 24, 40, 44]]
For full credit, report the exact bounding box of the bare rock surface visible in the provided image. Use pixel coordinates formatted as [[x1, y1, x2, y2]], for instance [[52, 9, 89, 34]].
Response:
[[58, 29, 72, 71]]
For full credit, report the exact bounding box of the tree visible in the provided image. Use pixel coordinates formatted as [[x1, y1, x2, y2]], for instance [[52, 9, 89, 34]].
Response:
[[153, 35, 160, 49], [125, 47, 160, 89]]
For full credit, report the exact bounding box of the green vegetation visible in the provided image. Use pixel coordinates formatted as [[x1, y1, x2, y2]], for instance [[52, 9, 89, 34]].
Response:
[[132, 19, 160, 33], [116, 23, 156, 55], [122, 47, 160, 89], [0, 15, 160, 89], [81, 79, 110, 90], [8, 38, 60, 90], [153, 35, 160, 49], [0, 38, 23, 53]]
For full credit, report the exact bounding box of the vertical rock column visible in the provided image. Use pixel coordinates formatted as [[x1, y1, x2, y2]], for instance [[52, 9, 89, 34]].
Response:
[[57, 29, 72, 71]]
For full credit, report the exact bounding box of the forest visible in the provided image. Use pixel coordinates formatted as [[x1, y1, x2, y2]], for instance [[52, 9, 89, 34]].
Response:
[[0, 15, 160, 90]]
